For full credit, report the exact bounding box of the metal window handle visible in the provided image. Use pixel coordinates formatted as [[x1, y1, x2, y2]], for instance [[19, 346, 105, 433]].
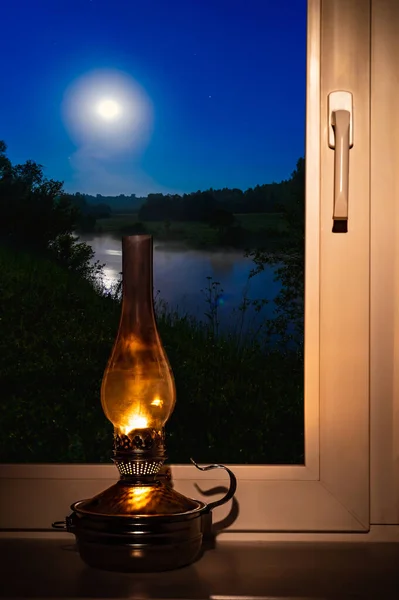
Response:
[[328, 91, 354, 227]]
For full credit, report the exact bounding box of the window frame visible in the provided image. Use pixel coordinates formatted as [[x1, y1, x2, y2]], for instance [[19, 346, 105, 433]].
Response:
[[369, 0, 399, 526], [0, 0, 384, 536]]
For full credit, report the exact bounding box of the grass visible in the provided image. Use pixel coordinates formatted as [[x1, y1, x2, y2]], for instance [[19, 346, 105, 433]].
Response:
[[0, 245, 304, 465]]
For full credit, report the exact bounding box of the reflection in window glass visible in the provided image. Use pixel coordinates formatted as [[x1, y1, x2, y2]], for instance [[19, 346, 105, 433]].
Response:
[[0, 0, 306, 464]]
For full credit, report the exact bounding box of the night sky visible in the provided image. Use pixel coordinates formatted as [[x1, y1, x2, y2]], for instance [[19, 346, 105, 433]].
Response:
[[1, 0, 306, 196]]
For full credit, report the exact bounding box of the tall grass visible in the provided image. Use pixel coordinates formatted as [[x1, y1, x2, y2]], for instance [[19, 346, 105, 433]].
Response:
[[0, 245, 304, 465]]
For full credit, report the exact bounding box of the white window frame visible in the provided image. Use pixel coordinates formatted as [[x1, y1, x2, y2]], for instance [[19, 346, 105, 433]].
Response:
[[1, 0, 398, 541], [369, 0, 399, 527]]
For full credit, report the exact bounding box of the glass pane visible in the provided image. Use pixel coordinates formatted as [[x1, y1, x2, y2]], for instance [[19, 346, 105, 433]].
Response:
[[0, 0, 306, 465]]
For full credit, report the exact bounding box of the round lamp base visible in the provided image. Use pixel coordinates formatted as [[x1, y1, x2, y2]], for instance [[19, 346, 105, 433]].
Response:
[[53, 460, 237, 573], [65, 479, 207, 572], [70, 510, 205, 573]]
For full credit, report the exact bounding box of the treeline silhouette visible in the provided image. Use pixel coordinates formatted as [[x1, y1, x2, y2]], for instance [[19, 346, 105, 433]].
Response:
[[64, 178, 297, 224], [65, 192, 145, 214], [138, 182, 286, 223]]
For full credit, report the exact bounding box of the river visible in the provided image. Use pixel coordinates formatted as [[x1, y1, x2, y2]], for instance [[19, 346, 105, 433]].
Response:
[[79, 233, 281, 331]]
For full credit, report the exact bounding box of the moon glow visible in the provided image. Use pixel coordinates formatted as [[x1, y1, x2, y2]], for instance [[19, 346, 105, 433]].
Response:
[[62, 69, 153, 154]]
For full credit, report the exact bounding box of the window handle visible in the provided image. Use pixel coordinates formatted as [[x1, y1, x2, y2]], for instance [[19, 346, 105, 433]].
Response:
[[328, 91, 354, 231]]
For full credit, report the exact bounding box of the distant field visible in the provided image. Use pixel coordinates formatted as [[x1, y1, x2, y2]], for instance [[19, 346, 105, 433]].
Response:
[[235, 212, 287, 232], [97, 212, 286, 231], [94, 211, 288, 249], [96, 214, 139, 230], [96, 215, 219, 246]]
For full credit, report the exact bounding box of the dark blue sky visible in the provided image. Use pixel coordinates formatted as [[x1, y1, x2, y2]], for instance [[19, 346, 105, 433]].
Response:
[[1, 0, 306, 196]]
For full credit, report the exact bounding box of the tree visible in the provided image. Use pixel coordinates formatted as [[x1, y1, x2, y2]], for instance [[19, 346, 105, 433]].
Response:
[[247, 157, 305, 346], [0, 141, 102, 280], [0, 147, 78, 252], [0, 141, 12, 177], [63, 192, 111, 232]]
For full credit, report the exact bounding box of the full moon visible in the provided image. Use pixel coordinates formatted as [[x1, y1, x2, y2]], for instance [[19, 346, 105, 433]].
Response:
[[62, 69, 153, 154], [97, 99, 120, 120]]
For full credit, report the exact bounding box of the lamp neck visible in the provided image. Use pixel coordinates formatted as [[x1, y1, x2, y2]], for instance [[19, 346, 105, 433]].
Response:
[[120, 235, 156, 335]]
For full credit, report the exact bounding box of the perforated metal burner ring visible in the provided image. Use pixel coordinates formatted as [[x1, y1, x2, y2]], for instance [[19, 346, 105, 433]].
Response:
[[113, 428, 166, 481]]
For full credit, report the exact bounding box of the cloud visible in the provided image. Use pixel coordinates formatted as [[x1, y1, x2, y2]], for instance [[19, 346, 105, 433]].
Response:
[[66, 146, 181, 196]]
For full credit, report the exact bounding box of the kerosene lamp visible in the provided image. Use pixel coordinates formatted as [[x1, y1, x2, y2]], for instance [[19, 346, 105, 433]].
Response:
[[53, 235, 236, 572]]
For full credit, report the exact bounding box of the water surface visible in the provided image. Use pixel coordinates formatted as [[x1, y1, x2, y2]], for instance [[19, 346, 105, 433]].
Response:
[[79, 233, 280, 330]]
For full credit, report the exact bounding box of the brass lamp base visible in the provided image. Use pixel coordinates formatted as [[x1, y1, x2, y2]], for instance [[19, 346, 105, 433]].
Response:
[[66, 479, 206, 572], [53, 460, 236, 573]]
